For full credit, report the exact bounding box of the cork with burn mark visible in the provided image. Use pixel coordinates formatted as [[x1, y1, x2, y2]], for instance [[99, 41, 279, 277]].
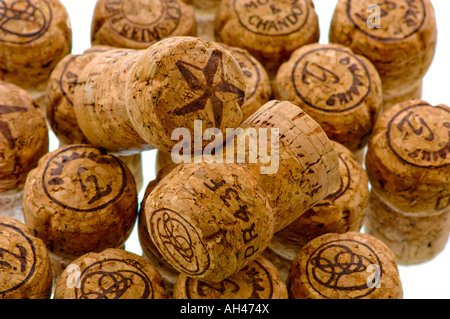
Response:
[[22, 144, 138, 260], [215, 0, 320, 75], [91, 0, 197, 50], [268, 141, 369, 261], [0, 216, 52, 299], [173, 256, 288, 299], [329, 0, 437, 110], [274, 43, 382, 154], [54, 248, 169, 299], [287, 232, 403, 299], [125, 36, 245, 153]]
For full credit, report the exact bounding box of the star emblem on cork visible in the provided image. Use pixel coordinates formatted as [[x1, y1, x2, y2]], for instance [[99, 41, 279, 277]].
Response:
[[174, 49, 245, 127], [0, 104, 28, 149]]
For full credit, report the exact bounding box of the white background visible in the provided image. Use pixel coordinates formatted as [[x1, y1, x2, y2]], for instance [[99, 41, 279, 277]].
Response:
[[57, 0, 450, 299]]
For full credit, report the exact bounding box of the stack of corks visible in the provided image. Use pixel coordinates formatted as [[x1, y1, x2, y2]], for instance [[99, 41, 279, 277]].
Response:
[[0, 0, 72, 113], [329, 0, 437, 111], [364, 100, 450, 265]]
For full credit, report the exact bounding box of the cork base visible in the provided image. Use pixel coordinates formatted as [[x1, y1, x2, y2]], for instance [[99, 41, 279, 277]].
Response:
[[365, 191, 450, 265], [0, 188, 25, 223], [382, 80, 423, 112]]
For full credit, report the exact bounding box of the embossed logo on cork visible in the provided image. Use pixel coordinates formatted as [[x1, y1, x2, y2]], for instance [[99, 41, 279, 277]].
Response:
[[0, 222, 36, 296], [234, 0, 310, 36], [71, 259, 155, 299], [42, 145, 127, 212], [0, 0, 52, 44], [347, 0, 426, 41], [306, 239, 382, 299], [105, 0, 181, 43], [292, 47, 371, 113], [386, 103, 450, 169], [150, 208, 210, 276]]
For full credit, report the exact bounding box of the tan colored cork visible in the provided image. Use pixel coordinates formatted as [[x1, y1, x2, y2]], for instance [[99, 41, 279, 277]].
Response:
[[0, 81, 49, 193], [329, 0, 437, 109], [239, 100, 341, 231], [46, 46, 112, 146], [22, 144, 138, 260], [287, 232, 403, 299], [383, 80, 423, 112], [0, 216, 52, 299], [91, 0, 197, 50], [365, 100, 450, 215], [0, 0, 72, 94], [268, 141, 369, 261], [145, 162, 275, 283], [156, 150, 176, 176], [74, 48, 152, 154], [125, 36, 245, 153], [215, 0, 320, 75], [220, 44, 272, 122], [190, 0, 221, 41], [54, 248, 169, 299], [365, 190, 450, 266], [173, 256, 288, 299], [274, 43, 382, 153]]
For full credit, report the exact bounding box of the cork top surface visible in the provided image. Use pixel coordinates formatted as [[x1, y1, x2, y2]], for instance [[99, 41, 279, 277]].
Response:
[[0, 216, 51, 299], [54, 248, 169, 299], [288, 232, 403, 299], [173, 256, 288, 299]]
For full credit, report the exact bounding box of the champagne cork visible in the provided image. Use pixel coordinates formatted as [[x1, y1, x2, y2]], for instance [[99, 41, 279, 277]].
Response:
[[0, 0, 72, 112], [22, 144, 138, 261], [54, 248, 169, 299], [268, 141, 369, 262], [364, 100, 450, 264], [156, 150, 176, 176], [215, 0, 320, 75], [274, 43, 382, 158], [190, 0, 221, 41], [329, 0, 437, 111], [125, 36, 245, 153], [91, 0, 197, 50], [239, 100, 340, 232], [287, 232, 403, 299], [220, 44, 272, 122], [0, 216, 52, 299], [0, 81, 49, 222], [173, 256, 288, 299]]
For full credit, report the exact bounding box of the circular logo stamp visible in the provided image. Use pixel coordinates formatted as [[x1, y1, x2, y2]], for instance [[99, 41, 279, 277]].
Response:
[[292, 47, 371, 113], [0, 0, 52, 44], [150, 209, 210, 277], [74, 259, 155, 299], [346, 0, 426, 41], [233, 0, 310, 36], [105, 0, 181, 43], [42, 145, 127, 212], [228, 48, 262, 101], [306, 239, 382, 299], [386, 103, 450, 169], [0, 222, 37, 296], [184, 259, 274, 298]]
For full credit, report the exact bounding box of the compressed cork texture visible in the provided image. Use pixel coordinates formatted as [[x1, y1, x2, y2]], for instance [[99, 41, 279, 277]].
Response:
[[274, 43, 382, 152], [215, 0, 320, 74], [54, 248, 169, 299], [365, 190, 450, 265], [329, 0, 437, 100], [173, 256, 288, 299], [74, 48, 152, 154], [22, 144, 138, 260], [220, 44, 272, 122], [365, 100, 450, 215], [125, 36, 245, 153], [0, 0, 72, 91], [46, 46, 112, 146], [239, 100, 340, 232], [0, 216, 52, 299], [91, 0, 197, 50], [145, 162, 274, 282], [287, 232, 403, 299], [0, 81, 49, 193], [269, 141, 369, 260]]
